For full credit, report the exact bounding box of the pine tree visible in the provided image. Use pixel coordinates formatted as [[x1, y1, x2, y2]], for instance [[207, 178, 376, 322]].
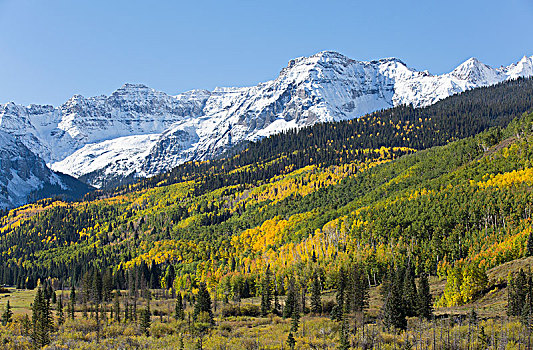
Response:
[[290, 300, 300, 333], [113, 293, 121, 323], [381, 267, 407, 330], [164, 265, 176, 290], [31, 287, 51, 347], [287, 331, 296, 350], [175, 293, 185, 320], [338, 311, 350, 350], [193, 282, 213, 323], [311, 272, 322, 314], [69, 285, 76, 320], [351, 264, 369, 313], [527, 230, 533, 257], [331, 267, 347, 321], [1, 300, 13, 325], [402, 264, 418, 317], [508, 269, 529, 316], [260, 265, 273, 316], [283, 277, 298, 319], [57, 296, 65, 326], [140, 301, 151, 336], [417, 273, 433, 319]]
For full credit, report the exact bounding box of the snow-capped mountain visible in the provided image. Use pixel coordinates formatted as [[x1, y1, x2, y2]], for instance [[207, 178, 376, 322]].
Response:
[[1, 51, 532, 189], [0, 131, 92, 208]]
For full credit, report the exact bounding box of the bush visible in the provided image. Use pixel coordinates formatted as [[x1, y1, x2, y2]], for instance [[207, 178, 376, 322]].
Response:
[[219, 322, 232, 333], [220, 304, 260, 317], [322, 300, 335, 315], [240, 304, 260, 317], [221, 305, 240, 317], [150, 322, 176, 338]]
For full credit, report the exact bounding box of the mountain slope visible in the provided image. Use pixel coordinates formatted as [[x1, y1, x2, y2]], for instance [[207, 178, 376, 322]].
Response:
[[1, 52, 532, 188], [0, 131, 92, 209]]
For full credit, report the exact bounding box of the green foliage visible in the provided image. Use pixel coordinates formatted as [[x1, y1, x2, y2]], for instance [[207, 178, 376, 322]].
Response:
[[260, 265, 273, 316], [31, 287, 52, 347], [381, 267, 407, 330], [175, 292, 184, 320], [283, 277, 298, 319], [508, 268, 533, 323], [286, 331, 296, 350], [139, 302, 151, 336], [193, 283, 213, 324], [311, 271, 322, 314], [417, 273, 433, 320], [1, 300, 12, 325]]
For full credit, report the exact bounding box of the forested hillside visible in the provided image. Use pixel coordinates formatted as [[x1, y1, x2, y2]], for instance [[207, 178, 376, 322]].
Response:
[[1, 79, 533, 349], [88, 77, 533, 198]]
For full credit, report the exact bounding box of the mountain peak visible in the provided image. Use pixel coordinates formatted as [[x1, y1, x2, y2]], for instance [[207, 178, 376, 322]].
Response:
[[450, 57, 500, 83], [116, 83, 151, 91]]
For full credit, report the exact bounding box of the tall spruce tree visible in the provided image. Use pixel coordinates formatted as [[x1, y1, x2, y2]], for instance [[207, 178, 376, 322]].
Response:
[[402, 264, 418, 317], [31, 287, 51, 347], [69, 285, 76, 320], [417, 273, 433, 319], [164, 265, 176, 290], [311, 272, 322, 314], [260, 265, 273, 316], [283, 277, 298, 319], [175, 293, 185, 320], [381, 267, 406, 330], [57, 296, 65, 326], [1, 300, 12, 325], [113, 292, 121, 323], [140, 301, 151, 336], [331, 267, 347, 321], [350, 264, 369, 313], [193, 283, 213, 323], [527, 231, 533, 257], [508, 269, 529, 316]]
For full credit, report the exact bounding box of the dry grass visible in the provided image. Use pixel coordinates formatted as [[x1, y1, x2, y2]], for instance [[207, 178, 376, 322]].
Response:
[[0, 288, 36, 316]]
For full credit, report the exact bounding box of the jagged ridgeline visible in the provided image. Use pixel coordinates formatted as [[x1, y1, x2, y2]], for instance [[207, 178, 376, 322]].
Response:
[[89, 77, 533, 199], [0, 77, 533, 303]]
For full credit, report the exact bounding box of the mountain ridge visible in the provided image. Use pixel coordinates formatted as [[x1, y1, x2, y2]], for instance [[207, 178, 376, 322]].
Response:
[[1, 51, 532, 189]]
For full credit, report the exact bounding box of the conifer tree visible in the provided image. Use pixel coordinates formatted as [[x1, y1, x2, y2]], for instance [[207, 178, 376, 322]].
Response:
[[175, 292, 185, 320], [417, 272, 433, 319], [311, 272, 322, 314], [260, 265, 273, 316], [508, 269, 529, 316], [331, 267, 347, 321], [31, 287, 51, 347], [381, 267, 406, 330], [69, 285, 76, 320], [290, 299, 300, 333], [113, 293, 121, 323], [193, 283, 213, 323], [283, 277, 298, 319], [1, 300, 12, 325], [57, 296, 65, 326], [164, 265, 176, 290], [338, 311, 350, 350], [402, 264, 418, 317], [350, 264, 369, 313], [527, 231, 533, 257], [287, 331, 296, 350], [140, 301, 151, 336]]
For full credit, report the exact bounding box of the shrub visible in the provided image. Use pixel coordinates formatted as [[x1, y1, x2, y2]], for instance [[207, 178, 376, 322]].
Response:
[[150, 322, 176, 338]]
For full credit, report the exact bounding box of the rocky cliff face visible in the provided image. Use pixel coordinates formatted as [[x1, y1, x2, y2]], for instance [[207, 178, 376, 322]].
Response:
[[0, 131, 91, 208], [1, 51, 532, 189]]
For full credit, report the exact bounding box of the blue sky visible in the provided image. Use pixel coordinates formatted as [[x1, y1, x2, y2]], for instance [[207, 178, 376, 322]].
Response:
[[0, 0, 532, 106]]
